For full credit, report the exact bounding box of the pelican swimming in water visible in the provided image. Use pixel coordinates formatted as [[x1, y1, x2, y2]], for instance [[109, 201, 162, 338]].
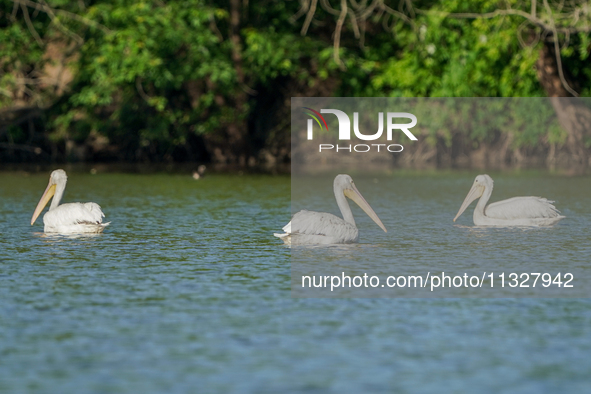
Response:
[[31, 169, 109, 233], [453, 174, 564, 226], [274, 174, 387, 244]]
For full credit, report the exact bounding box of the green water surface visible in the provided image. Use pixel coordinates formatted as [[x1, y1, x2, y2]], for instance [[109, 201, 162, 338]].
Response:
[[0, 171, 590, 392]]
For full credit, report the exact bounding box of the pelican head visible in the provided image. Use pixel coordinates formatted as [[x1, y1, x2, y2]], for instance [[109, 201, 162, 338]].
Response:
[[335, 174, 387, 232], [31, 169, 68, 225], [453, 174, 493, 222]]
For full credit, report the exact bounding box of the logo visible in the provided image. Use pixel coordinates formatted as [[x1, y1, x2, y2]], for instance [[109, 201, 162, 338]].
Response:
[[303, 107, 329, 138], [303, 108, 417, 153]]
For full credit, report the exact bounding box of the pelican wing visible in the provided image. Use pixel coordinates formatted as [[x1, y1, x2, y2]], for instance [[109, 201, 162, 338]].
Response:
[[290, 210, 354, 236], [43, 202, 109, 233], [274, 210, 358, 244], [485, 197, 563, 220]]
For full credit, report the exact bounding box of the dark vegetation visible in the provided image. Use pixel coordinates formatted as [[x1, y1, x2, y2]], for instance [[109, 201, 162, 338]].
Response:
[[1, 0, 590, 169]]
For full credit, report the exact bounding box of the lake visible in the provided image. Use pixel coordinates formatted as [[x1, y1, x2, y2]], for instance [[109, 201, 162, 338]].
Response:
[[0, 170, 590, 392], [291, 172, 591, 297]]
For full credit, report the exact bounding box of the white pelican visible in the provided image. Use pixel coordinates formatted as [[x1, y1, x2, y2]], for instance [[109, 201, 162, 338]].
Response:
[[453, 174, 564, 226], [274, 174, 387, 244], [31, 169, 109, 233]]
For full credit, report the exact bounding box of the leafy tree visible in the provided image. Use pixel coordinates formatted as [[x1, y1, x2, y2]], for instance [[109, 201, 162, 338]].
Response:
[[1, 0, 590, 167]]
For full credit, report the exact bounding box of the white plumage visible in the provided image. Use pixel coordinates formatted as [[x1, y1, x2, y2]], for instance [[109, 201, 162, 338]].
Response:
[[453, 174, 564, 226], [276, 210, 360, 245], [274, 174, 387, 245], [31, 169, 110, 234], [42, 202, 107, 233]]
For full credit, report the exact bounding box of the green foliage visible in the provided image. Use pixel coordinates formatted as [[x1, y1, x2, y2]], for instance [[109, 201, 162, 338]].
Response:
[[1, 0, 590, 162], [64, 1, 233, 153], [0, 5, 47, 107], [348, 1, 545, 97], [409, 99, 567, 148]]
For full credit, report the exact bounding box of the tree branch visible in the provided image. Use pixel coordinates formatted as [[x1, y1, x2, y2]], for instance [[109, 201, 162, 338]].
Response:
[[543, 0, 579, 96], [12, 0, 112, 36], [333, 0, 348, 69], [416, 7, 591, 34], [20, 2, 44, 47], [301, 0, 318, 35]]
